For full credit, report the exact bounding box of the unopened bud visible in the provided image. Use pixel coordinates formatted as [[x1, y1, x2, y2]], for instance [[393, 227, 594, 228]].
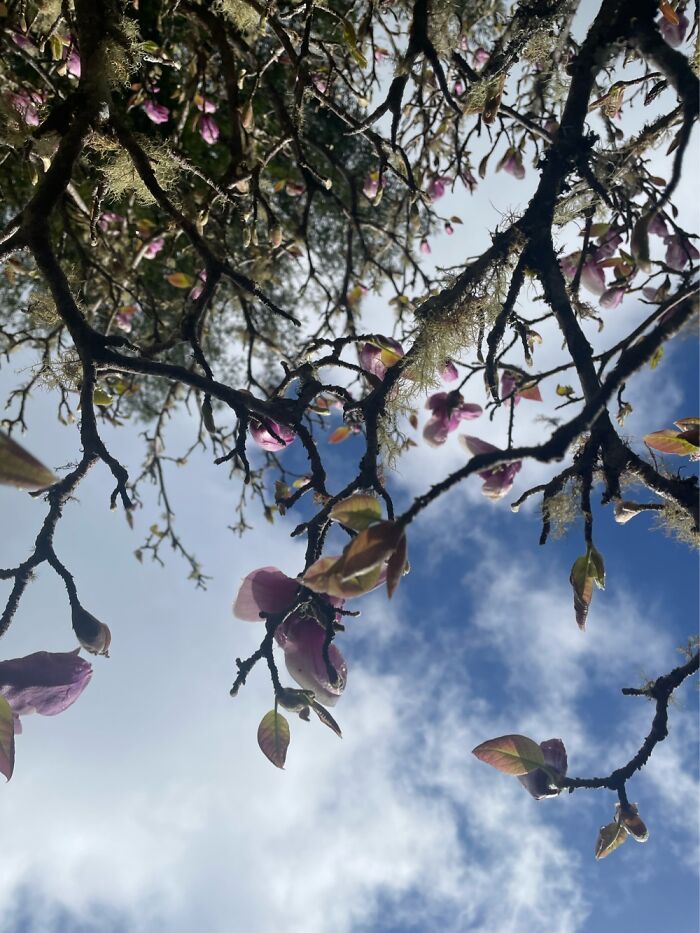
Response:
[[72, 605, 112, 657]]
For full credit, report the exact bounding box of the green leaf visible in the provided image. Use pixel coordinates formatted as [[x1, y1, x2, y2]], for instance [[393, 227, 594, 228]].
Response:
[[92, 387, 113, 407], [330, 494, 382, 531], [644, 427, 699, 457], [649, 346, 664, 369], [556, 384, 574, 396], [0, 694, 15, 781], [341, 18, 368, 69], [570, 545, 605, 630], [472, 734, 545, 775], [594, 820, 628, 860], [0, 430, 57, 490], [257, 709, 290, 769]]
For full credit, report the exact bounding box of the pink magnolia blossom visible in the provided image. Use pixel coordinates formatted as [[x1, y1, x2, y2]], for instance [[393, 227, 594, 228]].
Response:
[[453, 79, 465, 96], [500, 370, 542, 406], [459, 436, 522, 500], [444, 222, 455, 236], [65, 48, 81, 78], [233, 568, 347, 705], [11, 32, 36, 52], [442, 360, 459, 382], [427, 176, 450, 201], [144, 236, 165, 259], [600, 286, 625, 309], [199, 114, 219, 144], [362, 172, 383, 199], [97, 211, 124, 232], [497, 148, 525, 179], [560, 253, 606, 296], [115, 305, 138, 332], [194, 95, 217, 113], [423, 392, 482, 447], [658, 12, 689, 47], [189, 269, 207, 300], [143, 99, 170, 124], [420, 239, 431, 255], [358, 337, 404, 381], [250, 419, 296, 452], [648, 214, 669, 238], [664, 233, 699, 271], [473, 47, 489, 68], [518, 738, 568, 799], [593, 229, 622, 261], [8, 91, 41, 127], [0, 650, 92, 734]]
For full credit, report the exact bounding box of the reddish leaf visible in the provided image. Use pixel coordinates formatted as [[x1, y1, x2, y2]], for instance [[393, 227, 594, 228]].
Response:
[[329, 426, 352, 444], [472, 734, 545, 775], [618, 803, 649, 843], [0, 695, 15, 781], [570, 546, 605, 630], [644, 428, 699, 457], [257, 709, 290, 769], [166, 272, 195, 289], [517, 383, 542, 402], [659, 0, 679, 25], [339, 521, 403, 580]]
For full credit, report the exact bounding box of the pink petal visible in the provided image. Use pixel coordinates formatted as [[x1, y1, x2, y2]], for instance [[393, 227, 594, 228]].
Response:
[[282, 616, 347, 706], [233, 567, 299, 621], [0, 650, 92, 718]]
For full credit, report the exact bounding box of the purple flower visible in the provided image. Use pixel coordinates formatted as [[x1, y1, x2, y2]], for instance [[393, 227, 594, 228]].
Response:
[[497, 148, 525, 179], [500, 370, 520, 406], [11, 32, 36, 52], [453, 79, 465, 96], [420, 239, 431, 255], [600, 286, 625, 309], [517, 738, 568, 799], [97, 211, 124, 232], [233, 566, 300, 621], [144, 236, 165, 259], [363, 172, 383, 199], [664, 233, 699, 271], [423, 392, 482, 447], [199, 114, 219, 144], [459, 436, 522, 500], [65, 49, 81, 78], [427, 176, 450, 201], [195, 95, 217, 113], [8, 91, 41, 127], [277, 614, 347, 706], [442, 360, 459, 382], [0, 650, 92, 732], [188, 269, 207, 300], [115, 304, 138, 332], [473, 47, 489, 68], [658, 12, 689, 47], [593, 229, 622, 261], [560, 253, 606, 296], [648, 214, 669, 238], [143, 99, 170, 124], [250, 419, 296, 452], [444, 222, 454, 236], [358, 337, 404, 381]]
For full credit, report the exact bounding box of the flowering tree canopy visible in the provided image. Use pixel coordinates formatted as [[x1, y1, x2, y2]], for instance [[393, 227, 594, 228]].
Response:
[[0, 0, 698, 862]]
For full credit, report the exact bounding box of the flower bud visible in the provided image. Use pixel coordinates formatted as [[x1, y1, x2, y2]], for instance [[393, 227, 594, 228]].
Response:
[[71, 605, 111, 657]]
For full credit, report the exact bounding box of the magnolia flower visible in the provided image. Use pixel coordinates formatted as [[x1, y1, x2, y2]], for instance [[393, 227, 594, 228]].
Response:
[[194, 95, 217, 113], [199, 115, 219, 145], [444, 222, 455, 236], [473, 47, 489, 68], [560, 253, 606, 296], [65, 48, 81, 78], [144, 236, 165, 259], [600, 286, 625, 309], [0, 650, 92, 734], [97, 211, 124, 232], [658, 12, 689, 47], [664, 234, 699, 271], [233, 567, 347, 706], [143, 99, 170, 124], [593, 229, 623, 261], [11, 32, 36, 51], [420, 239, 431, 255], [454, 79, 465, 96], [189, 269, 207, 301], [648, 214, 669, 238], [358, 337, 404, 381], [363, 172, 383, 199], [423, 392, 482, 447], [250, 419, 296, 452], [285, 180, 306, 197], [462, 169, 477, 193], [497, 148, 525, 179], [460, 436, 522, 500], [500, 370, 521, 406], [8, 91, 41, 127], [442, 360, 459, 382], [517, 738, 568, 799], [427, 176, 450, 201], [115, 305, 138, 332]]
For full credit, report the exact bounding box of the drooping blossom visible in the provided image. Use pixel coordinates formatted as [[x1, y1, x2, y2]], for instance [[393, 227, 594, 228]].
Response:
[[423, 392, 482, 447], [189, 268, 207, 301], [233, 568, 347, 705], [115, 304, 138, 332], [71, 605, 111, 656], [250, 419, 296, 452], [600, 287, 625, 310], [8, 91, 41, 127], [496, 148, 525, 179], [664, 233, 699, 271], [358, 337, 404, 381], [459, 436, 522, 500], [517, 738, 568, 799], [362, 172, 383, 200], [560, 252, 606, 296], [442, 360, 459, 382], [444, 222, 454, 236], [144, 236, 165, 259], [420, 239, 431, 255], [194, 95, 217, 113], [473, 47, 489, 68], [199, 114, 219, 144], [453, 79, 465, 96], [65, 48, 81, 78], [427, 176, 450, 201], [97, 211, 124, 232], [593, 229, 623, 261], [648, 214, 669, 238], [0, 650, 92, 734], [143, 99, 170, 124], [658, 12, 689, 47]]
